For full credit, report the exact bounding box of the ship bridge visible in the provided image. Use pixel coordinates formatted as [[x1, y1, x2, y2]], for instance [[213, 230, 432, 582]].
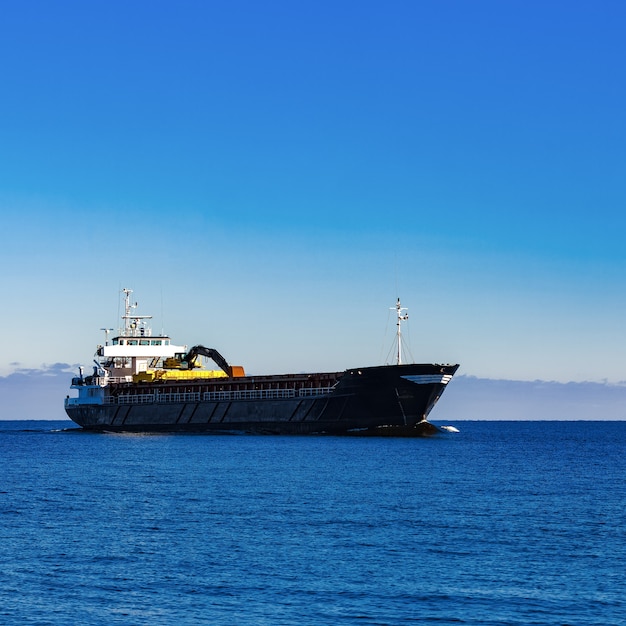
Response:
[[95, 288, 187, 377]]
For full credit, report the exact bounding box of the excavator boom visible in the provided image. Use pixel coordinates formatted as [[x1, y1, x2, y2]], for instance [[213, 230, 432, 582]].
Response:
[[181, 345, 244, 378]]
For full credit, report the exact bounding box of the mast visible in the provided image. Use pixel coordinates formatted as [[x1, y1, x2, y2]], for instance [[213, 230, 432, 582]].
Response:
[[392, 298, 409, 365], [121, 288, 152, 337]]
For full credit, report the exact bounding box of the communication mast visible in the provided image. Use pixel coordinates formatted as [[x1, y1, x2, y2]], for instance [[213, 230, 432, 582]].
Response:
[[392, 298, 409, 365]]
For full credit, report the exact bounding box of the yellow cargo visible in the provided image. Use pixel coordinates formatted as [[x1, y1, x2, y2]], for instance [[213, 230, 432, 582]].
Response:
[[133, 369, 228, 383]]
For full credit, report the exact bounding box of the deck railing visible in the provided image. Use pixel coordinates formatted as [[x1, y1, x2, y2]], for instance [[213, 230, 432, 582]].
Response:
[[107, 386, 335, 405]]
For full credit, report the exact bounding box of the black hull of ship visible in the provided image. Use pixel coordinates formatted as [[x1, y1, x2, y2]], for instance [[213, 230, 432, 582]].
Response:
[[65, 364, 459, 437]]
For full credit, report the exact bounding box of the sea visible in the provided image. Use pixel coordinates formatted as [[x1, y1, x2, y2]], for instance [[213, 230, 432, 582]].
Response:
[[0, 420, 624, 626]]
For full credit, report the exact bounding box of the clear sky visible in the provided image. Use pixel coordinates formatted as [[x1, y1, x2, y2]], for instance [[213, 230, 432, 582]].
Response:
[[1, 0, 625, 385]]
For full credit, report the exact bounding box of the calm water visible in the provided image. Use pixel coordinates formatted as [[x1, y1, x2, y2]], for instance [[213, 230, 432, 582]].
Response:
[[1, 420, 624, 625]]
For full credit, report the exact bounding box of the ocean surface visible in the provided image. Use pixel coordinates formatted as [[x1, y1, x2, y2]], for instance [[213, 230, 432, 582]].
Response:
[[1, 420, 624, 625]]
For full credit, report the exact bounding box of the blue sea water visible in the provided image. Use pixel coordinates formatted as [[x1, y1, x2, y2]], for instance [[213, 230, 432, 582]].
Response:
[[0, 420, 624, 625]]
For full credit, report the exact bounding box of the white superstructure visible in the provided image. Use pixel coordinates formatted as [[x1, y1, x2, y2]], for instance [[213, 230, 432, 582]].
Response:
[[66, 289, 187, 407], [96, 288, 187, 378]]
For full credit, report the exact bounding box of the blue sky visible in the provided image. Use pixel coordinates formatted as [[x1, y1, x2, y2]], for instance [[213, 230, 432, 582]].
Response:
[[1, 0, 626, 396]]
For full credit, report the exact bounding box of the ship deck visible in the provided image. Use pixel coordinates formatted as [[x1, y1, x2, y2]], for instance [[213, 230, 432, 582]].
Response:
[[105, 371, 345, 404]]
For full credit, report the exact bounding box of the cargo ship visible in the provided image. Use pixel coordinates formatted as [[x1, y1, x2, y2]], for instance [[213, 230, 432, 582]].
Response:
[[65, 290, 459, 435]]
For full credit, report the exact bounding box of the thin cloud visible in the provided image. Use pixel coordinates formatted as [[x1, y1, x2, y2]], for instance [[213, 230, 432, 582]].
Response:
[[1, 363, 76, 379], [437, 375, 626, 421], [1, 368, 626, 421]]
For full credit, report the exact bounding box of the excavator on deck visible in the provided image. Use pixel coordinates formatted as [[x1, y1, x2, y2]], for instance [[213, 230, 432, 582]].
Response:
[[176, 345, 245, 378], [134, 345, 245, 382]]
